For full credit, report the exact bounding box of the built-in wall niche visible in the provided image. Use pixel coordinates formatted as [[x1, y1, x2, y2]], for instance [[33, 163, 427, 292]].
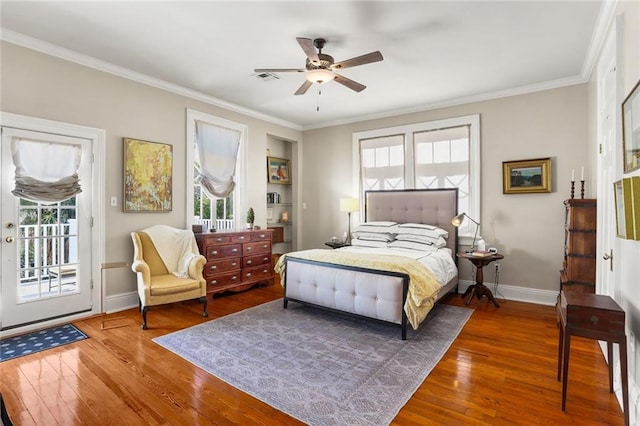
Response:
[[266, 137, 295, 253]]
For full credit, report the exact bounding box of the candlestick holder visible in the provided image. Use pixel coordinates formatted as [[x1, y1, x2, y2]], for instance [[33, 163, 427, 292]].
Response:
[[580, 180, 585, 199], [570, 181, 575, 199]]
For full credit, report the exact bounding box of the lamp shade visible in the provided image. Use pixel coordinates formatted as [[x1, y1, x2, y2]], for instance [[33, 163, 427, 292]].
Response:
[[306, 68, 335, 84], [340, 198, 360, 213], [451, 212, 479, 227]]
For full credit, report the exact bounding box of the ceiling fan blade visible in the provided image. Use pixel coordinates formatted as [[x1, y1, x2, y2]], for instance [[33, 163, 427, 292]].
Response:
[[333, 74, 366, 92], [294, 80, 313, 95], [296, 37, 320, 64], [332, 51, 383, 70]]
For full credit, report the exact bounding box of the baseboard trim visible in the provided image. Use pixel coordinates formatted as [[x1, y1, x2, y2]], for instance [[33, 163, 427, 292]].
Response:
[[457, 280, 558, 306], [104, 291, 138, 314]]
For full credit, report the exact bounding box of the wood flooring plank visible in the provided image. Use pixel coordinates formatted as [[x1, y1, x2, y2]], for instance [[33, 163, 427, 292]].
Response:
[[0, 282, 625, 425]]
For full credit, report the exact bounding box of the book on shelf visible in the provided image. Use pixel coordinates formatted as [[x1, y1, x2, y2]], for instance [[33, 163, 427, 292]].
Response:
[[266, 192, 280, 204], [470, 250, 493, 257]]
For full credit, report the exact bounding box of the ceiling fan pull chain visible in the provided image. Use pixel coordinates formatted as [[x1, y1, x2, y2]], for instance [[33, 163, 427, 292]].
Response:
[[317, 87, 321, 112]]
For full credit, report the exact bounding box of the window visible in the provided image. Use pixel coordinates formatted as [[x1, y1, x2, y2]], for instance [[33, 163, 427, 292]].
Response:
[[186, 109, 247, 230], [353, 115, 480, 237]]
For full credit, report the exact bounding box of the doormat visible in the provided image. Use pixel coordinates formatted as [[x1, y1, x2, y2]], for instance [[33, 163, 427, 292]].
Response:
[[0, 324, 88, 362]]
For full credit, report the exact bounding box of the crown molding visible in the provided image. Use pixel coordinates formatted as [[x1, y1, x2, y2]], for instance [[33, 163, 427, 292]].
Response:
[[0, 28, 302, 131], [302, 74, 587, 131], [580, 0, 618, 81]]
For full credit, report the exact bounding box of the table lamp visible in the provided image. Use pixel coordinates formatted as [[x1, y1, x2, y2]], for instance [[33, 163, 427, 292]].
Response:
[[451, 212, 480, 253], [340, 198, 359, 245]]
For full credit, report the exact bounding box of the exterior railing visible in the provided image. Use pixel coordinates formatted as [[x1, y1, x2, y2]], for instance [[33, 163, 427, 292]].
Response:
[[194, 218, 235, 232], [19, 223, 76, 282]]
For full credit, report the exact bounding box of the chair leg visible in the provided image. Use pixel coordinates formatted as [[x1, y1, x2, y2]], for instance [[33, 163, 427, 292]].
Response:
[[200, 296, 208, 317], [141, 306, 148, 330]]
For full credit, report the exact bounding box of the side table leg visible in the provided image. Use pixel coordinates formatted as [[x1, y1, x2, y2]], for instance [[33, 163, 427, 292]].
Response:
[[620, 337, 629, 426], [607, 341, 614, 392], [562, 333, 571, 411], [557, 323, 564, 381]]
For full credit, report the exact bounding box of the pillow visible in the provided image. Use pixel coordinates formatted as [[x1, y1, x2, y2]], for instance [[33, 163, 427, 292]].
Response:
[[351, 238, 389, 248], [392, 223, 449, 239], [396, 233, 446, 248], [353, 221, 397, 234], [351, 231, 396, 242], [388, 240, 439, 252]]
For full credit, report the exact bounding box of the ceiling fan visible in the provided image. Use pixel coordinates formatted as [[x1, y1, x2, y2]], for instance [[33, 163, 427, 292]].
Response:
[[254, 37, 383, 95]]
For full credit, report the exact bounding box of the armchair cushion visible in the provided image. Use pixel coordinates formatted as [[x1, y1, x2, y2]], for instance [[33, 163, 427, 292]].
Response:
[[150, 275, 201, 296]]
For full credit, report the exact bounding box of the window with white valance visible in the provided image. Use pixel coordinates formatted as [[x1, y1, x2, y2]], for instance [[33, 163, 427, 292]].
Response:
[[353, 114, 480, 237], [195, 120, 241, 199], [11, 138, 82, 204]]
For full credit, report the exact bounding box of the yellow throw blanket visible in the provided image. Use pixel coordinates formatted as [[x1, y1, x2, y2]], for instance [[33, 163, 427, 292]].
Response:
[[274, 249, 443, 330]]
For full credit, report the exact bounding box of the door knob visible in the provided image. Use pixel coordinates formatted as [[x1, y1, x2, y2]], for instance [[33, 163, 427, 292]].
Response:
[[5, 236, 15, 243], [602, 249, 613, 272]]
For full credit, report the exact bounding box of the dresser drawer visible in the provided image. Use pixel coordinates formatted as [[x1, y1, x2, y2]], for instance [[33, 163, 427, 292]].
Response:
[[231, 234, 251, 243], [243, 253, 271, 268], [242, 264, 273, 282], [207, 271, 242, 289], [203, 258, 241, 278], [204, 243, 242, 260], [203, 235, 231, 244], [243, 241, 271, 256], [251, 231, 272, 241]]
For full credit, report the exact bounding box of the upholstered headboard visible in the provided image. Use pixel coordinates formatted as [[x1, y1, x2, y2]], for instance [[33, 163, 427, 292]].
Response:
[[364, 189, 459, 256]]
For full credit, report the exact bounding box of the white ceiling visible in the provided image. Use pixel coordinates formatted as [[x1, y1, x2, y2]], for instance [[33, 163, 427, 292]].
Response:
[[1, 1, 606, 130]]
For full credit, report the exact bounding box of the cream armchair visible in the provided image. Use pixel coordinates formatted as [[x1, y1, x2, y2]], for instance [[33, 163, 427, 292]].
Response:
[[131, 227, 208, 329]]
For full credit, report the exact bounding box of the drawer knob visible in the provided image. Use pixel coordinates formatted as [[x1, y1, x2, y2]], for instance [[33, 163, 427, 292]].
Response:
[[211, 250, 218, 255], [246, 273, 252, 277], [216, 238, 222, 242], [232, 276, 238, 280], [590, 315, 599, 325], [247, 260, 252, 264], [212, 280, 217, 284], [247, 246, 252, 250], [239, 236, 245, 240], [263, 244, 268, 248], [232, 262, 237, 267], [260, 234, 265, 238], [210, 265, 217, 270], [263, 269, 268, 273], [232, 248, 238, 252]]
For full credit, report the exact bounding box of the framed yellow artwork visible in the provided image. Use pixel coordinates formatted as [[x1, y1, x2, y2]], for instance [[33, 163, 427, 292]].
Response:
[[123, 138, 173, 212]]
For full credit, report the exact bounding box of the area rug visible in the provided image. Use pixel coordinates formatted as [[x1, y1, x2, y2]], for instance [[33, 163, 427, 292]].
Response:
[[0, 324, 88, 362], [154, 300, 472, 425]]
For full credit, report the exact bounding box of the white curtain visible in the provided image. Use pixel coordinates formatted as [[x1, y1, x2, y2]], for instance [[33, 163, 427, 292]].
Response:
[[11, 138, 82, 203], [195, 120, 241, 198]]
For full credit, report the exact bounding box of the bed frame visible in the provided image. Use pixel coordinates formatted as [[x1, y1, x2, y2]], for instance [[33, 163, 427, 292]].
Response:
[[283, 188, 459, 339]]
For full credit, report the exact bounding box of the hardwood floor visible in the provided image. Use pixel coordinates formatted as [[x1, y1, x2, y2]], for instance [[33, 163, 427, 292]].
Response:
[[0, 282, 625, 425]]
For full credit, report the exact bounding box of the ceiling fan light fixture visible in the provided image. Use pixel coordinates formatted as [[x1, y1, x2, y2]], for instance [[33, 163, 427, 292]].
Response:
[[305, 68, 335, 84]]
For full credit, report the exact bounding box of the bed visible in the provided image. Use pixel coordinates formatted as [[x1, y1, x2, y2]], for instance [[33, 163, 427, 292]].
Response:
[[276, 188, 459, 339]]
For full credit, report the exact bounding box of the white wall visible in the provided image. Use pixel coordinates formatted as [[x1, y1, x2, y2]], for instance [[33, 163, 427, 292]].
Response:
[[587, 1, 640, 422], [301, 84, 589, 297], [0, 41, 302, 301]]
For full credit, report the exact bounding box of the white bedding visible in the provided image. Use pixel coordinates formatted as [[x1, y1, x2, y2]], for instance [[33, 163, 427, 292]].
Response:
[[337, 246, 458, 287]]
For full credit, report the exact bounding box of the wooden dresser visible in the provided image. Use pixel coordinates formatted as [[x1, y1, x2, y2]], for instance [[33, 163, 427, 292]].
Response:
[[560, 199, 596, 294], [195, 229, 274, 296]]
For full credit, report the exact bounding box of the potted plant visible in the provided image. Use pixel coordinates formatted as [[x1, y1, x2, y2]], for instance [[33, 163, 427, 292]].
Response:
[[246, 207, 255, 229]]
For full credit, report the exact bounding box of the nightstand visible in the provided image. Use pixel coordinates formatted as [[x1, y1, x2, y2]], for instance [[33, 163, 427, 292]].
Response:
[[325, 241, 350, 249], [456, 252, 503, 307]]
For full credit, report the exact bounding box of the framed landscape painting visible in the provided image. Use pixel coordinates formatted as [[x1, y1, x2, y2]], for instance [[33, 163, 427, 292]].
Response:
[[123, 138, 173, 212], [502, 158, 551, 194]]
